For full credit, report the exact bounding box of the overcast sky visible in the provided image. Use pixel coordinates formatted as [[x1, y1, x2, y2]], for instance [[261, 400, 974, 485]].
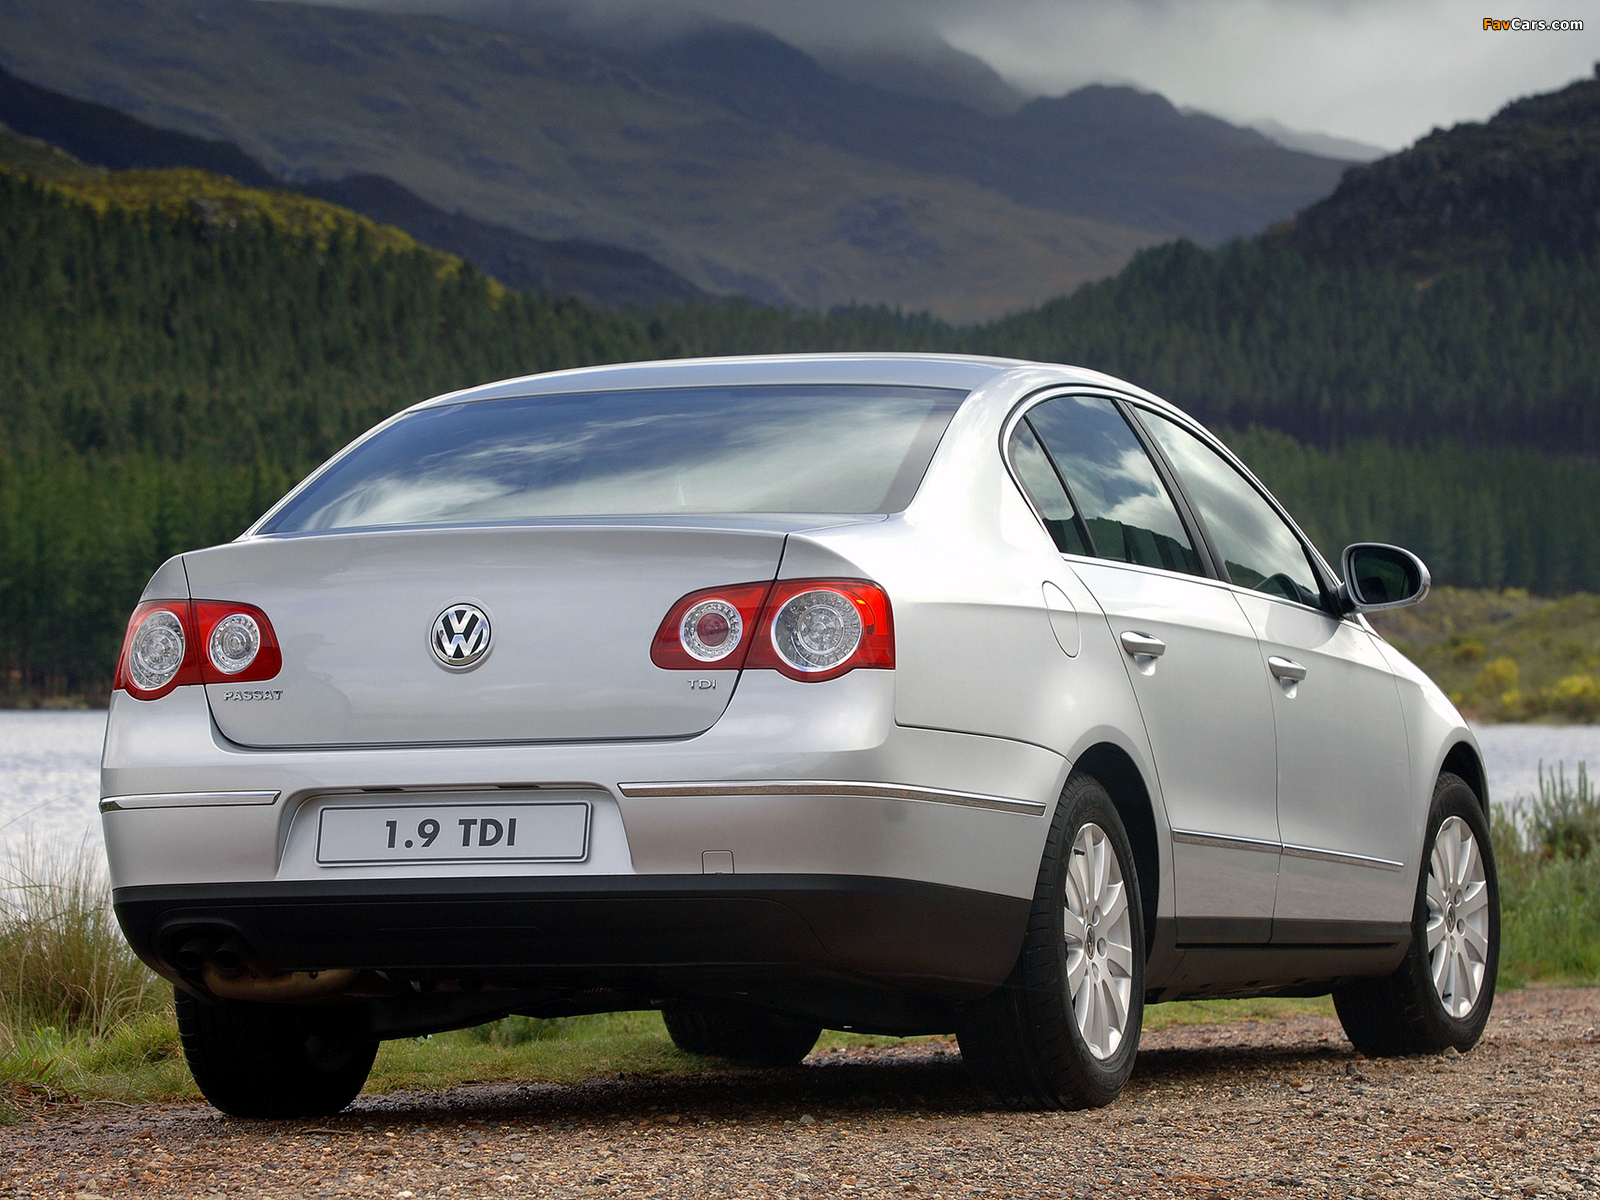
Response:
[[938, 0, 1598, 149], [343, 0, 1600, 150]]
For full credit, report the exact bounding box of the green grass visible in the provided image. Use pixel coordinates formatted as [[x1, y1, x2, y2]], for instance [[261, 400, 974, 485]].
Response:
[[370, 1012, 705, 1093], [1492, 763, 1600, 986], [0, 840, 178, 1117]]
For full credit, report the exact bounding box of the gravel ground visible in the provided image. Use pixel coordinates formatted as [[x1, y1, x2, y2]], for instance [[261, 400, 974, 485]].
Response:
[[4, 987, 1596, 1200]]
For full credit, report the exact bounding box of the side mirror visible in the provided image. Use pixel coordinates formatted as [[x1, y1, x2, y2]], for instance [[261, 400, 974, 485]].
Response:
[[1339, 543, 1431, 613]]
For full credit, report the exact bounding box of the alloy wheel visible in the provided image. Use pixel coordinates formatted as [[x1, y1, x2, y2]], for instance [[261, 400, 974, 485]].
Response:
[[1062, 822, 1135, 1059], [1426, 815, 1491, 1018]]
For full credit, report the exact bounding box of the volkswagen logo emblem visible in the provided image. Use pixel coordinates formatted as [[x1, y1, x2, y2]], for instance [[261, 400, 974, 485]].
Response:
[[431, 603, 492, 669]]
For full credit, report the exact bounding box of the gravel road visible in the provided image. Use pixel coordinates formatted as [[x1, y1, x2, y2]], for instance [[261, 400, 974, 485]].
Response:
[[4, 987, 1596, 1200]]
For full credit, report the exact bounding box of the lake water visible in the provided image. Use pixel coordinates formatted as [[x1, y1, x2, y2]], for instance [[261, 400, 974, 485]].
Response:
[[2, 710, 1599, 861]]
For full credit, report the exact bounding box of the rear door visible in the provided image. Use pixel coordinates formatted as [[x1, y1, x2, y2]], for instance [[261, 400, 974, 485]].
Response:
[[1021, 394, 1282, 943]]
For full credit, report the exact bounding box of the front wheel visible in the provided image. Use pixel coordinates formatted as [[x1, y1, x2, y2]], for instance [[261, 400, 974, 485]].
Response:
[[957, 772, 1145, 1109], [175, 988, 378, 1118], [1333, 771, 1499, 1056]]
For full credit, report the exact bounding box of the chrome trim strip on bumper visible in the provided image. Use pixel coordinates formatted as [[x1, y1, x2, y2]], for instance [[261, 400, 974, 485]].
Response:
[[1172, 828, 1403, 871], [616, 779, 1048, 816], [100, 790, 280, 813]]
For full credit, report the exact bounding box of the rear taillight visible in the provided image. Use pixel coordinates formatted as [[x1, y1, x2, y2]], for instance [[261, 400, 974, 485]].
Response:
[[651, 582, 772, 671], [116, 604, 194, 699], [652, 578, 894, 683], [114, 600, 282, 701]]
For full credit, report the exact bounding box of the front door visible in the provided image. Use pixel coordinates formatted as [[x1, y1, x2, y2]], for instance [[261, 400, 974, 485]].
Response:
[[1233, 596, 1416, 932], [1136, 408, 1416, 939]]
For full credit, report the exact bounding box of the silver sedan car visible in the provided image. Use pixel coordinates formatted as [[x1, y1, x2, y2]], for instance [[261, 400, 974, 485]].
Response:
[[102, 354, 1498, 1116]]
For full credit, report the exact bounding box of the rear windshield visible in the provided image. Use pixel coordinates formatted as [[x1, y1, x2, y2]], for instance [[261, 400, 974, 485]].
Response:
[[258, 385, 965, 534]]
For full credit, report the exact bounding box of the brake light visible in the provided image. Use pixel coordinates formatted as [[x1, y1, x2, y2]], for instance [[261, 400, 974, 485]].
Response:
[[114, 600, 283, 701], [652, 578, 894, 682]]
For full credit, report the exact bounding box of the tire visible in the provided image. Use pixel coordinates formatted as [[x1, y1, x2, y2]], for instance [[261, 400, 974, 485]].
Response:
[[1333, 771, 1499, 1057], [175, 988, 378, 1118], [956, 771, 1146, 1109], [662, 1005, 822, 1067]]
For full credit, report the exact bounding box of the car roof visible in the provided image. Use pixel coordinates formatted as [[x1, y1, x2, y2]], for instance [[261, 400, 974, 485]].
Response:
[[414, 353, 1176, 415]]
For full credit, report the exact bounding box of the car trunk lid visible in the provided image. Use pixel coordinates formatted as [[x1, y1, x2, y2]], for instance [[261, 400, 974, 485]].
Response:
[[182, 524, 790, 747]]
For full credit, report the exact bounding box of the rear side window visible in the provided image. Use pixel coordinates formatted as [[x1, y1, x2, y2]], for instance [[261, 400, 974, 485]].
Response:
[[260, 385, 965, 533], [1007, 421, 1091, 556], [1023, 395, 1203, 577]]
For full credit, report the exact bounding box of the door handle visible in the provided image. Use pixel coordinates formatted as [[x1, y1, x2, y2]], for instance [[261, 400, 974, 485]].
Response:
[[1120, 631, 1167, 658], [1268, 656, 1308, 682]]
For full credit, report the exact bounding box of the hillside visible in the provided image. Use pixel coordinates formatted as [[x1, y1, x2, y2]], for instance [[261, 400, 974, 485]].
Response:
[[7, 64, 1600, 698], [603, 22, 1350, 243], [0, 137, 444, 265], [0, 166, 664, 696], [0, 64, 706, 310], [630, 65, 1600, 456], [0, 0, 1347, 318], [1285, 66, 1600, 272], [1368, 590, 1600, 723]]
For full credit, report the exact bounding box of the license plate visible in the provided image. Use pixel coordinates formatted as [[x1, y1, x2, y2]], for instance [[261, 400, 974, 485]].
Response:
[[316, 802, 590, 865]]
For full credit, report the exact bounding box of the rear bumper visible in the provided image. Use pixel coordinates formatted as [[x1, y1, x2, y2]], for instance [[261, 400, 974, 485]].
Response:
[[100, 678, 1067, 904], [113, 873, 1030, 999]]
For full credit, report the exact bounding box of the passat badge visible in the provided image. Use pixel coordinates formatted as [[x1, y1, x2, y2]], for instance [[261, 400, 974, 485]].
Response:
[[431, 604, 491, 669]]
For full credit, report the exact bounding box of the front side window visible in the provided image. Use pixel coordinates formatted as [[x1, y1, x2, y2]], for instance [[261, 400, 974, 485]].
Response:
[[1139, 409, 1325, 608], [1024, 394, 1203, 577], [260, 385, 964, 533]]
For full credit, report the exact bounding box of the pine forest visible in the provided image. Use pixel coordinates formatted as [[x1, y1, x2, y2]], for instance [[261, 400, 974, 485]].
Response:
[[4, 166, 1600, 696]]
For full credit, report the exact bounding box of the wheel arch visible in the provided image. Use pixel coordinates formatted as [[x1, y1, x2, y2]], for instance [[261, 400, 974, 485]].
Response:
[[1440, 740, 1488, 814], [1070, 742, 1159, 960]]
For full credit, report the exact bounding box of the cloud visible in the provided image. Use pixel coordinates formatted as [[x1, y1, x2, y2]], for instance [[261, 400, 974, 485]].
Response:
[[306, 0, 1600, 149]]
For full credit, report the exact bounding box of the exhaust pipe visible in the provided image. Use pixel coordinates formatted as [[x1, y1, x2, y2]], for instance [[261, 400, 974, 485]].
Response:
[[209, 939, 249, 976], [198, 939, 360, 1002], [174, 938, 212, 974]]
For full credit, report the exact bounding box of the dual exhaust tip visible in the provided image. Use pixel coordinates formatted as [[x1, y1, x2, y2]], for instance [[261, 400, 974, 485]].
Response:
[[174, 934, 248, 975]]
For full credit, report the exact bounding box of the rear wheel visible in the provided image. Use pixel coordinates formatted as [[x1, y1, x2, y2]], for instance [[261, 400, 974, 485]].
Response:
[[957, 772, 1145, 1109], [1333, 772, 1499, 1056], [175, 988, 378, 1118], [662, 1005, 821, 1067]]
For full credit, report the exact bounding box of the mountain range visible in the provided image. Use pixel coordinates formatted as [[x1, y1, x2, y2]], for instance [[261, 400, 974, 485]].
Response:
[[1285, 64, 1600, 273], [6, 56, 1600, 696], [0, 0, 1353, 319], [0, 63, 707, 308]]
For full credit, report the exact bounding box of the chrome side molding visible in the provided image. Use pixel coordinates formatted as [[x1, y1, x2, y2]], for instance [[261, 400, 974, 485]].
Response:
[[1172, 826, 1403, 871]]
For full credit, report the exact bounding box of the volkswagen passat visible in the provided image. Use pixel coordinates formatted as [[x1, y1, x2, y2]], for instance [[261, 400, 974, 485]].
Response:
[[103, 354, 1498, 1116]]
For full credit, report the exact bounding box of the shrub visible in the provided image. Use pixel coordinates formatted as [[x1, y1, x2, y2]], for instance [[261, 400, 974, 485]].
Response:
[[1493, 762, 1600, 986], [1526, 761, 1600, 858], [0, 839, 162, 1041], [1472, 656, 1521, 713]]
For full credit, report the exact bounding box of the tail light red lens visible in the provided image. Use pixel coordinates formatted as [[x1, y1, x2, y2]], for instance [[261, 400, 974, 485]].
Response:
[[653, 578, 893, 682], [193, 601, 283, 683], [651, 582, 772, 671], [114, 600, 282, 701]]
